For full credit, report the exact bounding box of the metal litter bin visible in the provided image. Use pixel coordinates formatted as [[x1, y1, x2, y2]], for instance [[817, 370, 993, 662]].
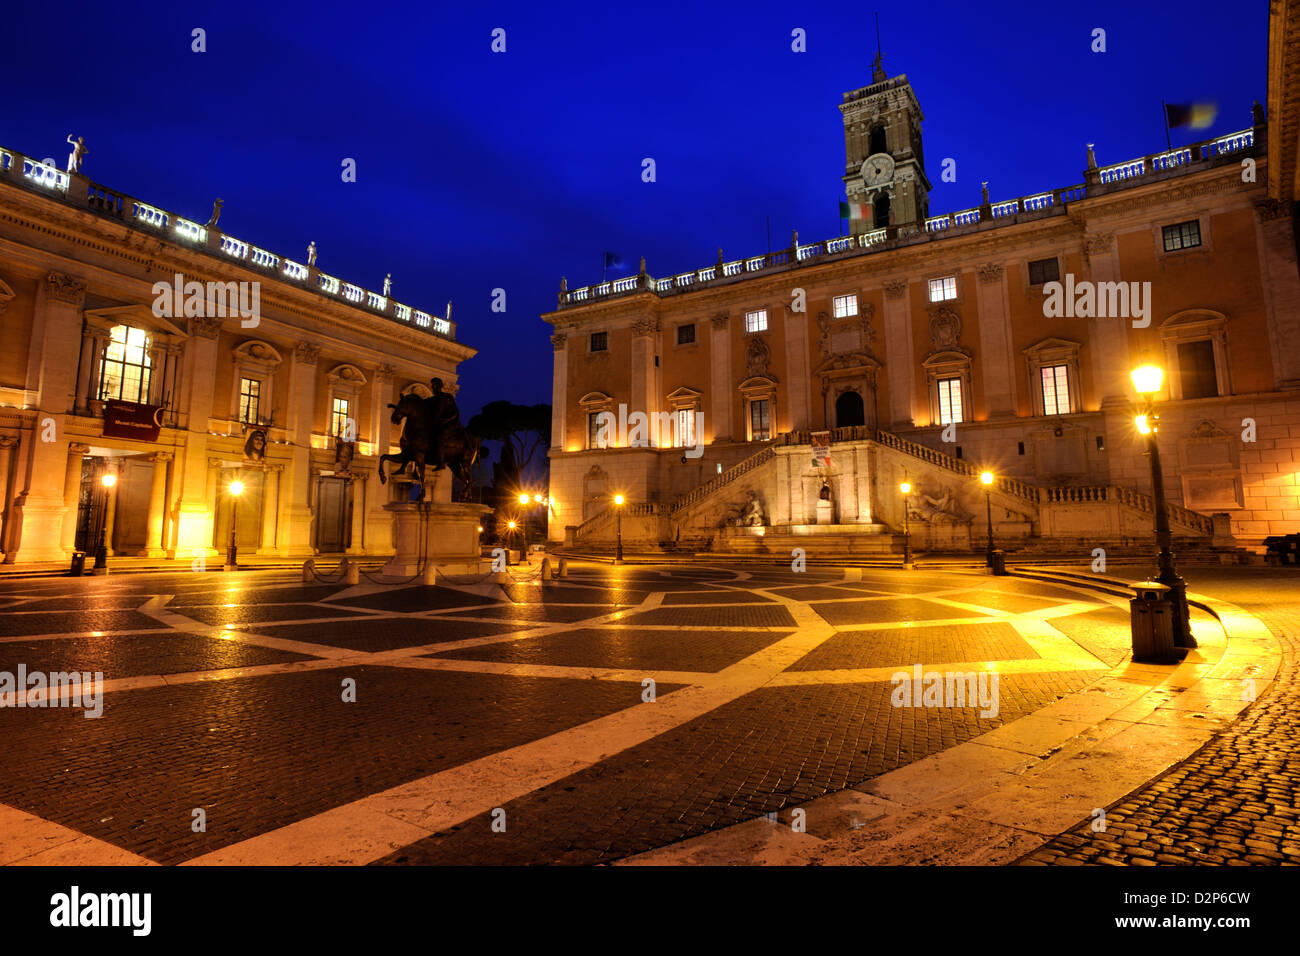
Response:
[[989, 549, 1007, 576], [69, 551, 87, 576], [1130, 581, 1182, 664]]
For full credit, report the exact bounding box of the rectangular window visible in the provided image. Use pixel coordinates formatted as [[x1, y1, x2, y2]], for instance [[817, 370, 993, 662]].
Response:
[[937, 378, 963, 425], [1162, 220, 1202, 252], [1028, 257, 1060, 286], [1177, 339, 1219, 399], [330, 397, 351, 439], [590, 331, 608, 352], [676, 323, 696, 345], [832, 294, 858, 318], [928, 276, 957, 302], [745, 309, 768, 333], [1040, 365, 1071, 416], [587, 411, 605, 449], [98, 324, 153, 404], [676, 408, 696, 447], [749, 399, 771, 441], [238, 377, 261, 424]]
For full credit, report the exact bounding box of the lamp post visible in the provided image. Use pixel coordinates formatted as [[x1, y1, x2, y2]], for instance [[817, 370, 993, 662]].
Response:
[[518, 492, 531, 563], [899, 480, 911, 568], [224, 479, 244, 572], [92, 471, 117, 573], [1131, 364, 1195, 649], [980, 471, 995, 566], [613, 494, 625, 565]]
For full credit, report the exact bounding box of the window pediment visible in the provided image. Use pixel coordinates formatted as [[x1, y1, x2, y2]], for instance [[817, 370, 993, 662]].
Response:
[[578, 390, 614, 408], [85, 304, 187, 339], [327, 363, 368, 387]]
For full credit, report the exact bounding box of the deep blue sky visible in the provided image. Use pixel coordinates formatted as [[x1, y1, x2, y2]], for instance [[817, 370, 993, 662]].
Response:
[[4, 0, 1264, 423]]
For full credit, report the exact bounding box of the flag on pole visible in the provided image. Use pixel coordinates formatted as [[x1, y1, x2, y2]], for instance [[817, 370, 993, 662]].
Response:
[[839, 200, 869, 221], [603, 251, 624, 270], [1164, 102, 1217, 131]]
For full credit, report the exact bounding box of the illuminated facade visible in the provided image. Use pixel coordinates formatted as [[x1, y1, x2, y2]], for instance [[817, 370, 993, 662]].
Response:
[[0, 145, 474, 563], [543, 7, 1300, 552]]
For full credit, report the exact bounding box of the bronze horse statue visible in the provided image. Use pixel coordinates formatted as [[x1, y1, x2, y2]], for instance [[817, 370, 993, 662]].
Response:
[[378, 389, 480, 497]]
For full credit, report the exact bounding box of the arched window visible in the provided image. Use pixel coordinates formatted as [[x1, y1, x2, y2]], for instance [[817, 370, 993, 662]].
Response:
[[873, 193, 891, 228], [868, 125, 888, 156], [835, 391, 865, 428], [99, 325, 152, 403]]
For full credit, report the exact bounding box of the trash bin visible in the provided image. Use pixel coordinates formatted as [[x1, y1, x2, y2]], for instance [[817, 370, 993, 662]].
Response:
[[69, 551, 87, 576], [1130, 581, 1183, 664], [989, 549, 1007, 576]]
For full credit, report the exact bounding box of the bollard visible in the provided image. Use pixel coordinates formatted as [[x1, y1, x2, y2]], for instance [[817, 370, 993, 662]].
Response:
[[302, 559, 315, 582], [558, 558, 568, 578], [492, 570, 511, 585], [342, 558, 360, 585], [540, 557, 553, 581], [422, 561, 438, 586]]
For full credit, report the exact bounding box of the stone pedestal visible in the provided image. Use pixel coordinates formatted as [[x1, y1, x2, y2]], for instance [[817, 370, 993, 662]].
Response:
[[816, 499, 834, 525], [381, 475, 490, 578]]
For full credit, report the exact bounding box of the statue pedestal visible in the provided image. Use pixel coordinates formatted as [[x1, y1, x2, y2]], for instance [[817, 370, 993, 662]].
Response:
[[816, 499, 834, 525], [380, 474, 489, 578]]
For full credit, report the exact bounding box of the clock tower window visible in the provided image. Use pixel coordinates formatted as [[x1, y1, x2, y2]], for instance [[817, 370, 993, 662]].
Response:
[[873, 193, 891, 229], [868, 125, 888, 156]]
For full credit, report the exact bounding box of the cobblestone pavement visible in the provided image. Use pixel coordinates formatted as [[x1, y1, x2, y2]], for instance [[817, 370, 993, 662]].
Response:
[[0, 560, 1264, 866], [1020, 567, 1300, 867]]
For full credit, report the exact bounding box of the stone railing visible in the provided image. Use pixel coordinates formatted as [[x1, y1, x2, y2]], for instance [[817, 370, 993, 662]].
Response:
[[672, 446, 775, 515], [574, 501, 666, 541], [1042, 485, 1214, 534], [869, 429, 1041, 502], [556, 127, 1258, 309], [0, 143, 455, 340]]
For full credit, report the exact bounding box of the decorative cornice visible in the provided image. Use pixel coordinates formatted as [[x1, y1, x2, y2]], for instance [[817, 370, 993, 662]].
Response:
[[295, 341, 321, 366], [44, 272, 86, 305], [977, 263, 1004, 284], [710, 312, 729, 329], [150, 451, 174, 463], [68, 442, 90, 455], [1083, 233, 1114, 255], [883, 279, 908, 299], [373, 362, 395, 380], [190, 316, 222, 340]]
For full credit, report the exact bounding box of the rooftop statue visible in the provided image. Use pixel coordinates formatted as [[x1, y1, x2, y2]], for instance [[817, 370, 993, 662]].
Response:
[[66, 135, 87, 173]]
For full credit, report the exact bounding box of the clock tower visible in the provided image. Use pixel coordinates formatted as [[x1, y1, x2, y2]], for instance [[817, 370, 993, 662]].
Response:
[[839, 56, 931, 236]]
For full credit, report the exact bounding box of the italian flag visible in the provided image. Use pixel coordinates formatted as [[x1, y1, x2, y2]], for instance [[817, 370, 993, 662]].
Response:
[[839, 201, 868, 221]]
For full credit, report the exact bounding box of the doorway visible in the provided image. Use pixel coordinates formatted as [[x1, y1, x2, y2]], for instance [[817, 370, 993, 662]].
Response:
[[315, 476, 351, 553], [836, 390, 866, 428]]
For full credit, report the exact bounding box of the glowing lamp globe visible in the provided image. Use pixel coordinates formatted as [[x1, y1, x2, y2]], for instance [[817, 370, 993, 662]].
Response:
[[1130, 364, 1164, 395]]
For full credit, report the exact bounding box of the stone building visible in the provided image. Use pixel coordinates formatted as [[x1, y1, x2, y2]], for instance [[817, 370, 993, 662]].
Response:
[[0, 144, 473, 563], [543, 4, 1300, 555]]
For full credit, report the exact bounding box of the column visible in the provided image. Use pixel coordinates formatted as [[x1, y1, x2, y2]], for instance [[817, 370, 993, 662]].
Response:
[[1082, 233, 1133, 408], [1254, 199, 1300, 389], [85, 327, 110, 411], [974, 263, 1017, 417], [709, 313, 732, 441], [783, 307, 810, 431], [550, 333, 568, 450], [11, 273, 86, 562], [59, 444, 89, 553], [881, 279, 915, 428], [629, 316, 659, 427], [258, 465, 281, 554], [347, 474, 367, 553], [144, 451, 172, 556], [103, 475, 119, 556], [74, 329, 96, 413], [365, 365, 393, 554], [171, 317, 222, 556], [279, 341, 320, 556]]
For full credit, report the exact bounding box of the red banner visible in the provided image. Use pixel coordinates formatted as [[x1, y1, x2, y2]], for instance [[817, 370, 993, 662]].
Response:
[[102, 400, 162, 442]]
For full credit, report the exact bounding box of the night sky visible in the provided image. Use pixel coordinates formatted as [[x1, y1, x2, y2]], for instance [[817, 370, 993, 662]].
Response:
[[4, 0, 1264, 424]]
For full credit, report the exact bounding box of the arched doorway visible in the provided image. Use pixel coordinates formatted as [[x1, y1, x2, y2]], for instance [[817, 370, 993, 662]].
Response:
[[836, 390, 865, 428]]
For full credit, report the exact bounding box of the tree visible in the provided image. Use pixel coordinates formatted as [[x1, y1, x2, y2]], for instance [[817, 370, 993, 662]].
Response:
[[468, 401, 551, 490]]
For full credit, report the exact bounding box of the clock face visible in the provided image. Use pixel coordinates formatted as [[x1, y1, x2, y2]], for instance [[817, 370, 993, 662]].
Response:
[[861, 153, 895, 186]]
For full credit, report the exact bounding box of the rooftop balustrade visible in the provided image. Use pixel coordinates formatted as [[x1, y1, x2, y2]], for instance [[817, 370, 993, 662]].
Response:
[[0, 143, 455, 340]]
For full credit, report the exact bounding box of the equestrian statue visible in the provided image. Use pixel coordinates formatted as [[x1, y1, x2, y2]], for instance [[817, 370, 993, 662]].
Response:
[[378, 378, 481, 498]]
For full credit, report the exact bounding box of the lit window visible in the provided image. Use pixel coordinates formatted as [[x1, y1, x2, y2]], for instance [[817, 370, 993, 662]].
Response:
[[330, 397, 351, 439], [98, 325, 153, 404], [745, 309, 768, 333], [1040, 365, 1070, 416], [239, 377, 261, 424], [937, 378, 963, 424], [1162, 220, 1201, 252], [587, 411, 605, 449], [1028, 258, 1060, 286], [928, 276, 957, 302], [749, 399, 771, 441], [676, 324, 696, 345], [832, 294, 858, 318], [676, 408, 696, 447], [590, 331, 608, 352]]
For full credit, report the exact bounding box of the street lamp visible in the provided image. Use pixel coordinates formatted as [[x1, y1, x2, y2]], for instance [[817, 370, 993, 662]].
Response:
[[899, 480, 911, 568], [224, 479, 244, 572], [613, 494, 625, 565], [1130, 364, 1195, 648], [92, 471, 117, 573], [518, 492, 532, 562], [980, 471, 995, 566]]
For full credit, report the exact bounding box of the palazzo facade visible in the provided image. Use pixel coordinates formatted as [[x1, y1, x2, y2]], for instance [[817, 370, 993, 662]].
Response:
[[0, 143, 473, 563], [543, 4, 1300, 553]]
